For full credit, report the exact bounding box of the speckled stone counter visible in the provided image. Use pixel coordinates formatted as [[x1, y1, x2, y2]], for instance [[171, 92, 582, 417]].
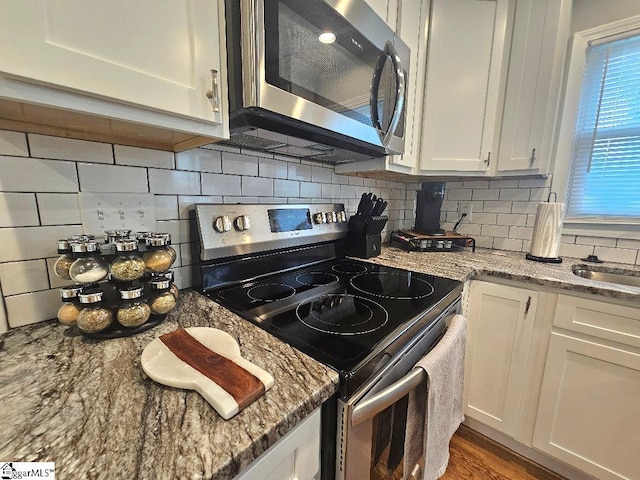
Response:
[[368, 245, 640, 303], [0, 291, 339, 480]]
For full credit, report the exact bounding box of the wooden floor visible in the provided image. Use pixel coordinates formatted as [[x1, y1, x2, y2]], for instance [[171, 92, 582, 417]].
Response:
[[441, 425, 567, 480]]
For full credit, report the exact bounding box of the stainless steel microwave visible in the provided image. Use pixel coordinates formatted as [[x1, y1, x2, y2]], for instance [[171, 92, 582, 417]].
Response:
[[223, 0, 410, 164]]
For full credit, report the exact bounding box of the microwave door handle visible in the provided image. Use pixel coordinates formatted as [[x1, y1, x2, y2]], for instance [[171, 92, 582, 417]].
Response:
[[351, 368, 426, 427], [369, 46, 387, 136], [382, 41, 406, 147]]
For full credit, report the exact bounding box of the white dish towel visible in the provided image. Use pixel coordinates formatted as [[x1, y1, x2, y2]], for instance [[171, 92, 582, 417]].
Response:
[[404, 314, 467, 480]]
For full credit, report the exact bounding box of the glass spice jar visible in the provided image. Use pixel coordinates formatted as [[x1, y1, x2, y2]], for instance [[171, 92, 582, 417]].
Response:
[[53, 239, 74, 280], [154, 233, 177, 263], [110, 240, 146, 281], [77, 289, 113, 333], [56, 285, 83, 326], [116, 286, 151, 328], [105, 229, 132, 244], [69, 241, 110, 284], [142, 234, 175, 273], [148, 277, 177, 315]]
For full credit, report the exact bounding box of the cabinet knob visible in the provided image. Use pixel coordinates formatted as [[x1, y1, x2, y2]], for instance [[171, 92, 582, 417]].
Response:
[[205, 69, 220, 113]]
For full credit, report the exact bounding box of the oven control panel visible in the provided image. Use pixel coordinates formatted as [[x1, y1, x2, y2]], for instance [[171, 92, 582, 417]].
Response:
[[194, 204, 349, 261]]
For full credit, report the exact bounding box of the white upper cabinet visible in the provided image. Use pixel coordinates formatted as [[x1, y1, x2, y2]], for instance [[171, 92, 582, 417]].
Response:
[[494, 0, 571, 175], [0, 0, 228, 151], [418, 0, 512, 175]]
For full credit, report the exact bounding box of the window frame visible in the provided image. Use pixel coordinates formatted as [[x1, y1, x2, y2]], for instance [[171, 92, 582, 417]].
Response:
[[552, 14, 640, 240]]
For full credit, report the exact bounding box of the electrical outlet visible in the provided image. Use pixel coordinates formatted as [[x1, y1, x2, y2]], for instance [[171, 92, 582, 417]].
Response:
[[459, 202, 473, 222], [79, 193, 157, 237]]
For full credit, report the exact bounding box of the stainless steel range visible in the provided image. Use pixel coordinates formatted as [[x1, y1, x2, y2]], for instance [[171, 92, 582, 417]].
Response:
[[191, 203, 463, 480]]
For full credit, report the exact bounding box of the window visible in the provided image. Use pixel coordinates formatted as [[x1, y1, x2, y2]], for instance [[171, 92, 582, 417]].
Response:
[[565, 33, 640, 220]]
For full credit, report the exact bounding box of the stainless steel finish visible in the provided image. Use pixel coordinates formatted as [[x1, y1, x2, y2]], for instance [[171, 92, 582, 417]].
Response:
[[572, 265, 640, 288], [336, 299, 462, 480], [114, 239, 138, 252], [79, 291, 104, 304], [119, 286, 144, 300], [205, 69, 220, 113], [351, 368, 426, 426], [60, 286, 82, 299], [195, 204, 349, 261], [231, 0, 409, 158], [313, 212, 326, 224]]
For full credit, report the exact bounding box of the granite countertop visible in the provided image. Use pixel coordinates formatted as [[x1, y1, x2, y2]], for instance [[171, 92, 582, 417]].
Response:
[[1, 246, 638, 480], [0, 290, 339, 480], [368, 245, 640, 303]]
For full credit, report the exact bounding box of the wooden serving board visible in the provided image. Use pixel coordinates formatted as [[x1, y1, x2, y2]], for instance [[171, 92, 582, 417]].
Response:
[[141, 327, 274, 419]]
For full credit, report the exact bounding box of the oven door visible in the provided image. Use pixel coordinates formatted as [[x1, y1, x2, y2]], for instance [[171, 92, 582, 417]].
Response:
[[336, 313, 454, 480], [242, 0, 408, 153]]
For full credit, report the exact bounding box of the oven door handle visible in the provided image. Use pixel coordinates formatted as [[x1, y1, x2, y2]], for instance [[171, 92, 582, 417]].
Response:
[[351, 367, 426, 427]]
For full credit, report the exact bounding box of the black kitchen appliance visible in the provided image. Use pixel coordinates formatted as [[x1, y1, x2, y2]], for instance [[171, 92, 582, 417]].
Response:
[[414, 182, 446, 235], [192, 203, 462, 480]]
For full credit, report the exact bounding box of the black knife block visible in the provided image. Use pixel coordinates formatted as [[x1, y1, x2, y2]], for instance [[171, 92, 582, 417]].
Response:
[[346, 215, 387, 258]]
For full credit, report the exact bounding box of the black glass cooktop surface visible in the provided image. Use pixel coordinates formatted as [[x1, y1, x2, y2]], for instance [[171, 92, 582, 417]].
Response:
[[209, 258, 461, 374]]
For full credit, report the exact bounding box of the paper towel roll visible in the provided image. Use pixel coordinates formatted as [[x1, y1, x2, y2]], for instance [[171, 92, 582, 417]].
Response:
[[529, 202, 565, 259]]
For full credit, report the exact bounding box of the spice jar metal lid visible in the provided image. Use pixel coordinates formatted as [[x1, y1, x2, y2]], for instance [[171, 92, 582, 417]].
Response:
[[149, 278, 171, 290], [105, 230, 132, 243], [79, 289, 104, 304], [135, 231, 154, 240], [71, 240, 101, 254], [114, 239, 139, 252], [57, 239, 72, 253], [119, 286, 144, 300], [60, 285, 83, 300], [146, 234, 171, 247], [68, 234, 95, 242]]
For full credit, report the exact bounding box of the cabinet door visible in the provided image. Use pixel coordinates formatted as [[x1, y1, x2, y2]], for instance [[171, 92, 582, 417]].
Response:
[[0, 0, 224, 129], [464, 281, 538, 437], [388, 0, 431, 171], [418, 0, 511, 174], [235, 408, 321, 480], [495, 0, 571, 174], [533, 332, 640, 480]]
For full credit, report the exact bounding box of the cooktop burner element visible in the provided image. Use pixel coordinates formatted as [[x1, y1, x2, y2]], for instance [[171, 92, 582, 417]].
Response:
[[331, 261, 368, 274], [295, 272, 340, 286], [296, 294, 388, 335], [247, 283, 296, 302], [350, 272, 435, 299]]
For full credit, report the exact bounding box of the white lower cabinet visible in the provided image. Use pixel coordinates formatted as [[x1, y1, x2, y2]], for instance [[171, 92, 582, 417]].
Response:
[[235, 408, 321, 480], [463, 281, 546, 440], [532, 296, 640, 480]]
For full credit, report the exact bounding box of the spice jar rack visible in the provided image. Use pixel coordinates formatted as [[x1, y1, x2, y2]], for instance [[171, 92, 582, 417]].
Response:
[[53, 231, 179, 340]]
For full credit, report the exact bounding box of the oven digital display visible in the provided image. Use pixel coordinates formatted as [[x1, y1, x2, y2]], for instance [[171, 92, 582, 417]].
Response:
[[267, 208, 312, 233]]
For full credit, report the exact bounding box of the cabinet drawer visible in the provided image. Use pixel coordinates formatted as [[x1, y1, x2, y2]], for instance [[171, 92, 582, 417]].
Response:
[[554, 295, 640, 348]]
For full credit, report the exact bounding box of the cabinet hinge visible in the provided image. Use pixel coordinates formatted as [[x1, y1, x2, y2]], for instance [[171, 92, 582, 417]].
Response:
[[484, 152, 491, 167]]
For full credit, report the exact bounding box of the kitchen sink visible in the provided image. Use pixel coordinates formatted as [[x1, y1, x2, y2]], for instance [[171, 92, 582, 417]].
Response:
[[572, 264, 640, 288]]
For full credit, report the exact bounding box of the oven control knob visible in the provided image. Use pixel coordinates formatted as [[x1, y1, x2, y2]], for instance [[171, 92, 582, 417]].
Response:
[[325, 211, 336, 223], [313, 212, 326, 224], [234, 215, 251, 231], [336, 211, 347, 222], [213, 215, 232, 233]]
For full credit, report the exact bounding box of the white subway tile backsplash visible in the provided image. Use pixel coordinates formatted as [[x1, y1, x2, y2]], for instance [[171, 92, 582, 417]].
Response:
[[509, 226, 534, 240], [490, 179, 518, 188], [481, 224, 510, 238], [456, 224, 482, 235], [274, 179, 299, 197], [258, 158, 288, 179], [177, 195, 223, 219], [0, 225, 83, 262], [529, 187, 552, 202], [156, 219, 190, 244], [519, 178, 550, 188], [0, 283, 7, 333], [5, 289, 60, 327], [576, 236, 617, 247], [510, 202, 539, 214], [0, 156, 78, 193], [617, 239, 640, 250], [172, 265, 193, 290], [312, 166, 333, 183], [593, 247, 638, 264], [559, 243, 594, 260], [472, 189, 499, 201], [154, 195, 180, 220], [332, 172, 352, 185], [322, 183, 341, 199], [463, 180, 489, 189], [499, 188, 531, 201], [288, 163, 313, 181], [340, 185, 357, 198], [259, 197, 288, 204], [0, 260, 49, 295], [472, 213, 498, 225], [0, 130, 29, 157], [224, 196, 258, 204], [242, 176, 273, 196], [36, 193, 81, 225], [176, 148, 222, 173], [300, 182, 322, 198], [447, 189, 472, 201], [496, 213, 527, 227], [29, 134, 113, 164], [348, 176, 365, 186], [179, 243, 193, 267], [148, 169, 200, 195], [482, 201, 512, 213], [0, 193, 39, 227], [78, 163, 147, 193], [201, 173, 241, 196], [222, 151, 259, 176], [475, 236, 494, 249], [115, 145, 174, 169], [493, 238, 524, 252]]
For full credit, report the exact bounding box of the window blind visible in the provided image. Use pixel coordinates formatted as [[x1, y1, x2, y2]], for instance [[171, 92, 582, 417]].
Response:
[[566, 33, 640, 219]]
